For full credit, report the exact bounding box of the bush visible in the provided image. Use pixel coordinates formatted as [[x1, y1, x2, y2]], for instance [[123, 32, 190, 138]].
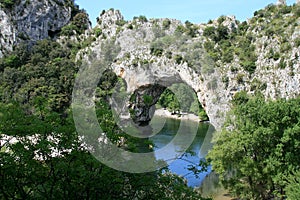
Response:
[[150, 41, 164, 56], [294, 38, 300, 47], [94, 28, 102, 37], [143, 94, 153, 106], [175, 25, 186, 35], [174, 54, 183, 64], [238, 21, 249, 33], [199, 109, 209, 121], [203, 26, 216, 39], [61, 24, 77, 36], [236, 73, 244, 84], [0, 0, 15, 9], [133, 15, 148, 23], [127, 24, 133, 30], [162, 19, 171, 29], [217, 15, 226, 24], [222, 49, 234, 63], [240, 60, 256, 74], [0, 55, 21, 70], [116, 19, 126, 26], [278, 59, 286, 69], [222, 76, 229, 88], [72, 12, 89, 34]]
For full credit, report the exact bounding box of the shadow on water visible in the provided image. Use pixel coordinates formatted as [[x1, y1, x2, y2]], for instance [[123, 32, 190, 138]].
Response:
[[149, 116, 215, 187]]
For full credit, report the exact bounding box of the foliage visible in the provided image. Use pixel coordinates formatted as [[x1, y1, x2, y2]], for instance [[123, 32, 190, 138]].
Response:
[[0, 38, 209, 199], [133, 15, 148, 23], [203, 25, 229, 43], [208, 94, 300, 199], [285, 170, 300, 200], [143, 94, 153, 106], [116, 19, 127, 26], [0, 0, 16, 9], [61, 12, 89, 36], [174, 54, 183, 64], [184, 20, 198, 37], [158, 88, 180, 114], [158, 83, 208, 119], [93, 28, 102, 37], [0, 101, 208, 199], [150, 40, 164, 56], [162, 19, 171, 29], [0, 39, 77, 113]]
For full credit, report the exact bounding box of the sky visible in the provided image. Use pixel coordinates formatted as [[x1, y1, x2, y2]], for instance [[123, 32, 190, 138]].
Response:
[[75, 0, 296, 27]]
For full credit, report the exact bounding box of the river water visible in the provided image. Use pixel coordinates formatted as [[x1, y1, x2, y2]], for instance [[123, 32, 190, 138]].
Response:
[[149, 116, 215, 187]]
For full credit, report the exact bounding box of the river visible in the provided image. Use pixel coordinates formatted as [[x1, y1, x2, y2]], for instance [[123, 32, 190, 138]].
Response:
[[149, 115, 215, 187]]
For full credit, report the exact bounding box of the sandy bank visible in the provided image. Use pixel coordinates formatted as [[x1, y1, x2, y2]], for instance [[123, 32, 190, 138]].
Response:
[[154, 108, 207, 122]]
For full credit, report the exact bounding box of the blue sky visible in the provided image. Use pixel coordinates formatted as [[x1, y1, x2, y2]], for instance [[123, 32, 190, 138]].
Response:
[[75, 0, 296, 27]]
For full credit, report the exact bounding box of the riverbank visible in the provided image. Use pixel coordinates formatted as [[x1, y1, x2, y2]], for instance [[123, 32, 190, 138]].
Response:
[[154, 108, 206, 122]]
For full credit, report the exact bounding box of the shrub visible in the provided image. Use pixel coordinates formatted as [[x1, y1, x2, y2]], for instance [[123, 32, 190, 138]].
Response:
[[116, 20, 126, 26], [175, 25, 186, 35], [150, 41, 164, 56], [222, 76, 229, 88], [217, 15, 226, 24], [240, 61, 256, 74], [143, 94, 153, 106], [280, 42, 292, 52], [294, 38, 300, 47], [72, 12, 89, 34], [236, 73, 244, 84], [203, 26, 216, 38], [273, 52, 281, 60], [165, 51, 172, 59], [238, 21, 249, 33], [61, 24, 77, 36], [0, 0, 15, 9], [278, 59, 286, 69], [126, 24, 133, 30], [174, 54, 183, 64], [94, 28, 102, 37], [162, 19, 171, 29], [133, 15, 148, 23], [199, 109, 209, 121], [222, 49, 234, 63]]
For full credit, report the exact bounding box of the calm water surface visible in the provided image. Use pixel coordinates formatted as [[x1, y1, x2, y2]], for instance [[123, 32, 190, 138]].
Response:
[[149, 116, 215, 187]]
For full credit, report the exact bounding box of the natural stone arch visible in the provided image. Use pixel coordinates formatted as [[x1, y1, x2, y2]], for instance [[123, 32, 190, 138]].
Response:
[[111, 60, 228, 130]]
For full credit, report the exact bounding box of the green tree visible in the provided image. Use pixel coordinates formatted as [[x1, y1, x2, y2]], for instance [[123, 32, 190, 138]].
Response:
[[208, 93, 300, 199]]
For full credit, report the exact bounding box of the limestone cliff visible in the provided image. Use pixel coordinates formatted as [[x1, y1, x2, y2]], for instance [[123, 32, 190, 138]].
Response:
[[78, 4, 300, 129], [1, 2, 300, 130], [0, 0, 73, 57]]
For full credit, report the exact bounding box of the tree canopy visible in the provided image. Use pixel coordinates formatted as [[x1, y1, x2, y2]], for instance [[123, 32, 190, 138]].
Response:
[[208, 93, 300, 199]]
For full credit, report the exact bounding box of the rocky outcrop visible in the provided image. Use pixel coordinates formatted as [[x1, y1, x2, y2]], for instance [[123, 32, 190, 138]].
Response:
[[79, 6, 300, 130], [0, 0, 72, 57], [1, 2, 299, 130], [277, 0, 286, 5]]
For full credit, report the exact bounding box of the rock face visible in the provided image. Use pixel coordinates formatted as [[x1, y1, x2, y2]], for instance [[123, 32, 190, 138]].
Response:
[[0, 0, 72, 57], [277, 0, 286, 5], [78, 7, 300, 130], [129, 85, 166, 125], [1, 3, 300, 130]]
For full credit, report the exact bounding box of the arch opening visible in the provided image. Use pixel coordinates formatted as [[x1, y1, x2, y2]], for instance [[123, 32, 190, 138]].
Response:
[[127, 83, 209, 126]]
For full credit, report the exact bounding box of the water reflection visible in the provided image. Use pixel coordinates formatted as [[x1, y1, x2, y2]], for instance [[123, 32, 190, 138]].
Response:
[[150, 116, 215, 187]]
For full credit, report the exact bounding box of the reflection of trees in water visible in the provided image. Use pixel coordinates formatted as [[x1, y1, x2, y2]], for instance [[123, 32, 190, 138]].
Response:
[[198, 171, 223, 198]]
